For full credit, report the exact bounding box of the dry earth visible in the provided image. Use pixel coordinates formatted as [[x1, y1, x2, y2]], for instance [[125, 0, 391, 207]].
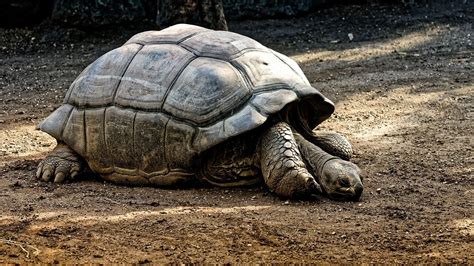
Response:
[[0, 3, 473, 263]]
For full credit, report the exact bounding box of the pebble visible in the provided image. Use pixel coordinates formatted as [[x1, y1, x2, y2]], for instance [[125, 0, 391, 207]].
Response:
[[376, 188, 382, 192]]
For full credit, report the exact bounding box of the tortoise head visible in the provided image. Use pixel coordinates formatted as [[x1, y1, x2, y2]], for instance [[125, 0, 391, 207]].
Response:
[[319, 159, 363, 201]]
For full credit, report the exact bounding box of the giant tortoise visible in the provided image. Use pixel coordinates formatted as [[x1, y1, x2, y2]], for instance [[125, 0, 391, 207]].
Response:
[[37, 24, 363, 201]]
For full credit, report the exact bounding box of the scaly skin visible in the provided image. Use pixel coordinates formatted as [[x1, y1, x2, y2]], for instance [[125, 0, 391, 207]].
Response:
[[294, 133, 363, 201], [259, 122, 321, 198], [309, 131, 353, 160], [36, 142, 84, 183]]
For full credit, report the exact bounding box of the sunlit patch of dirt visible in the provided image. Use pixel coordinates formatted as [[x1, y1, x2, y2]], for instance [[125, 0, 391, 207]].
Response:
[[292, 27, 447, 64], [452, 219, 474, 236], [0, 125, 55, 165]]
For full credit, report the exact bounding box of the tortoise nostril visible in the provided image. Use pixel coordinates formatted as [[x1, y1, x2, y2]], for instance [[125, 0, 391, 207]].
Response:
[[338, 178, 350, 187], [354, 183, 363, 196]]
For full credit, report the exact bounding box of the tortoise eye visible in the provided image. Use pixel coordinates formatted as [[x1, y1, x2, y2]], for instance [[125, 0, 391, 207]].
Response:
[[338, 178, 350, 187]]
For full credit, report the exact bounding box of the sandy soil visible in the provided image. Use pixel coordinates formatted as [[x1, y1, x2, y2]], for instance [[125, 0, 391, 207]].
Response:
[[1, 2, 473, 263]]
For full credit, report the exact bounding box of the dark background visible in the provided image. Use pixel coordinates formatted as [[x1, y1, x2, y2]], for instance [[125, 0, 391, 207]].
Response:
[[0, 0, 468, 28]]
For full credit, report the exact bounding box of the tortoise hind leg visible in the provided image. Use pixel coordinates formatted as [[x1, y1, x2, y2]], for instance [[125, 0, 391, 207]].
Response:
[[259, 122, 321, 198], [36, 142, 85, 183], [199, 133, 262, 187]]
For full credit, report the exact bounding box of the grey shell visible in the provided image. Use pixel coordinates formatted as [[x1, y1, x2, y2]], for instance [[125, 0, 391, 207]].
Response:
[[39, 24, 334, 180]]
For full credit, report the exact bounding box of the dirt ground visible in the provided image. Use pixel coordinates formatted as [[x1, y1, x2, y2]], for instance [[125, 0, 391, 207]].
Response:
[[0, 2, 473, 264]]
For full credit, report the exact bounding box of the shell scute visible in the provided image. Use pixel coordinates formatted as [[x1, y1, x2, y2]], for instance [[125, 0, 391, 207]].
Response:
[[66, 43, 143, 107], [163, 57, 250, 125], [115, 44, 195, 110]]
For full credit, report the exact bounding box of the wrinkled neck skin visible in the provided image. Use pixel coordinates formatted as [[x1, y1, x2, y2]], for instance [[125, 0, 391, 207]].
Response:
[[277, 102, 320, 143], [276, 105, 339, 180], [294, 135, 338, 180]]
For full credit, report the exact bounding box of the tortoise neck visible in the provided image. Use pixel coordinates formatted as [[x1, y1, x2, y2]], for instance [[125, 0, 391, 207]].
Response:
[[293, 133, 338, 179]]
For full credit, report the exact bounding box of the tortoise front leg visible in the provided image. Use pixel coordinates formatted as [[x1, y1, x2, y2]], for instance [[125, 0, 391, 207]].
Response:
[[36, 142, 85, 183], [309, 131, 353, 160], [259, 122, 322, 198]]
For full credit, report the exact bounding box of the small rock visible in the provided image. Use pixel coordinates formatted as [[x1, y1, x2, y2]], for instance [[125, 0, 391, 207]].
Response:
[[283, 200, 290, 205], [348, 33, 354, 41], [376, 188, 382, 192]]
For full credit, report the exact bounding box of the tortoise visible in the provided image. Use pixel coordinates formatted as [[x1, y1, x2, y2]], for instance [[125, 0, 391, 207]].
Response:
[[37, 24, 363, 201]]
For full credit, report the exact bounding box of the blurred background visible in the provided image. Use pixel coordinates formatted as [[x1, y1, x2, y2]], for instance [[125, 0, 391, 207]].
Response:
[[0, 0, 469, 29]]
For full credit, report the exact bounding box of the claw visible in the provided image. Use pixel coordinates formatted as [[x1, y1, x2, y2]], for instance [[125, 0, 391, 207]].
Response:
[[42, 169, 52, 182], [306, 178, 322, 194], [36, 164, 43, 179], [70, 171, 79, 179], [54, 172, 66, 183]]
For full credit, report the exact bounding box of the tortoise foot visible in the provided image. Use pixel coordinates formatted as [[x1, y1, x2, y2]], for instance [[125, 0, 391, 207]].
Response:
[[36, 143, 84, 183], [260, 122, 322, 198]]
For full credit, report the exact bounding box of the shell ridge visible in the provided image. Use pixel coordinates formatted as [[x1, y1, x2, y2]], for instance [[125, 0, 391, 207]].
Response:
[[129, 31, 204, 46], [131, 111, 138, 165], [59, 104, 75, 141], [228, 60, 254, 92], [111, 44, 144, 105], [271, 50, 308, 84], [179, 45, 268, 60], [248, 98, 262, 114], [159, 56, 198, 110], [176, 31, 205, 44], [162, 117, 171, 174], [101, 107, 109, 167], [82, 108, 87, 155], [104, 108, 111, 172]]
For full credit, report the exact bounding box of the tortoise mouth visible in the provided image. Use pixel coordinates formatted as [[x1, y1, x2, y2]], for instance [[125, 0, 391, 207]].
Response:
[[326, 184, 363, 201]]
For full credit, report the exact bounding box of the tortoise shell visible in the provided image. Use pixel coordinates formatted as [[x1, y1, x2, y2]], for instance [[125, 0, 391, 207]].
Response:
[[39, 24, 334, 182]]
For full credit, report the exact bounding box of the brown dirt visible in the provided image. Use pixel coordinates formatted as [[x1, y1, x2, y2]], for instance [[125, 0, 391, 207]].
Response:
[[1, 3, 473, 264]]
